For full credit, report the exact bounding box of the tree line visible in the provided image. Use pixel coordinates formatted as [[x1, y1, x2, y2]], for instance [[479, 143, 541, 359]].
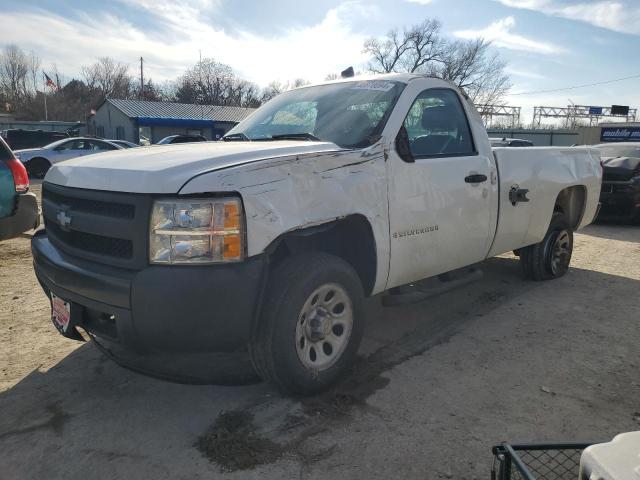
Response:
[[0, 17, 510, 122]]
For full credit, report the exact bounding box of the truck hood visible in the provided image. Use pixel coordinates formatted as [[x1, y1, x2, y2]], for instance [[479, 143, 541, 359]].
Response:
[[601, 156, 640, 182], [601, 156, 640, 170], [44, 140, 343, 193]]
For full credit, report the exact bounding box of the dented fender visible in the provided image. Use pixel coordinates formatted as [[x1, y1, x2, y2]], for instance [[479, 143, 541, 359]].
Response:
[[180, 142, 390, 294]]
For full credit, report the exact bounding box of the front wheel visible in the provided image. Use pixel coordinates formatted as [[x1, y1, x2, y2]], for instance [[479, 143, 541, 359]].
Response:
[[249, 253, 365, 396], [520, 211, 573, 281]]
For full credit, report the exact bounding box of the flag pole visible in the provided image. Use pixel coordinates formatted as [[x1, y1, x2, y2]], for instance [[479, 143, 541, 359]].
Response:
[[43, 72, 48, 121]]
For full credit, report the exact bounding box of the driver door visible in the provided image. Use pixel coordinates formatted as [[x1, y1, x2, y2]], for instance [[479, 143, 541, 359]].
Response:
[[386, 87, 497, 288]]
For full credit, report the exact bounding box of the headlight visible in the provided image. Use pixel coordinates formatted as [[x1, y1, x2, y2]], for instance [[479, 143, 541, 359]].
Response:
[[149, 197, 244, 264]]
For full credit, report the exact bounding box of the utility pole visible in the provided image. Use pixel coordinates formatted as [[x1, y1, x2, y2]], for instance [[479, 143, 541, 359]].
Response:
[[140, 57, 144, 100]]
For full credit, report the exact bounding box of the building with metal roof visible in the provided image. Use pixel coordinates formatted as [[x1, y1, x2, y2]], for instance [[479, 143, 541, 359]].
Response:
[[90, 98, 255, 144]]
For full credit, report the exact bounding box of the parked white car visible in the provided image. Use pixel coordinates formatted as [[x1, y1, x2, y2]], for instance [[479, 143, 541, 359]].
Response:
[[14, 137, 122, 178], [32, 73, 601, 395], [107, 139, 141, 149]]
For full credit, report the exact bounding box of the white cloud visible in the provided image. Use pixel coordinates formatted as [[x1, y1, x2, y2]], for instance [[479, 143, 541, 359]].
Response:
[[454, 16, 565, 54], [494, 0, 640, 35], [497, 0, 549, 7], [405, 0, 433, 5], [504, 67, 546, 80], [0, 1, 374, 86]]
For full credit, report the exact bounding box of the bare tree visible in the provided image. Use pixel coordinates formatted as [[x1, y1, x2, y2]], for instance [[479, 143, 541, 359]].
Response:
[[259, 78, 310, 103], [228, 79, 262, 108], [82, 57, 132, 99], [131, 78, 168, 102], [26, 50, 41, 96], [436, 39, 511, 105], [0, 45, 29, 105], [364, 21, 444, 73], [364, 29, 412, 73], [400, 20, 444, 73], [290, 78, 309, 89], [260, 81, 284, 103], [175, 58, 234, 105], [363, 19, 511, 104]]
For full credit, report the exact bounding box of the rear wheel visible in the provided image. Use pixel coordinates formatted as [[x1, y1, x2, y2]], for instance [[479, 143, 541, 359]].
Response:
[[26, 158, 51, 179], [249, 253, 364, 396], [520, 212, 573, 281]]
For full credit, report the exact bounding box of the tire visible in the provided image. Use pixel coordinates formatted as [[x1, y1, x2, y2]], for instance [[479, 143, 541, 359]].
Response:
[[520, 211, 573, 281], [26, 158, 51, 179], [249, 252, 365, 396]]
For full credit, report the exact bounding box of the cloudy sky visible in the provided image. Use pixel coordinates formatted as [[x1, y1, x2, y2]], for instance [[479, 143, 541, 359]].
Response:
[[1, 0, 639, 123]]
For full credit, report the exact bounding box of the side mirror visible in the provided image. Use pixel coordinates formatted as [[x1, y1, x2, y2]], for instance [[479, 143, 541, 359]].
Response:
[[395, 126, 414, 163]]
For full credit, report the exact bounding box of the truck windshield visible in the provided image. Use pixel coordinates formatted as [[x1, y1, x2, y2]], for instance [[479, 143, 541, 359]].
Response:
[[225, 80, 406, 148]]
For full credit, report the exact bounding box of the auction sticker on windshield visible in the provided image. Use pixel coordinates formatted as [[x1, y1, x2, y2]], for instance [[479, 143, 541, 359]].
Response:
[[51, 293, 71, 333], [351, 80, 396, 92]]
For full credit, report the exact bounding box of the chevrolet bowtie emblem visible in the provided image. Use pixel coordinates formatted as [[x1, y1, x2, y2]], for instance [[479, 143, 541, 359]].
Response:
[[56, 210, 72, 230]]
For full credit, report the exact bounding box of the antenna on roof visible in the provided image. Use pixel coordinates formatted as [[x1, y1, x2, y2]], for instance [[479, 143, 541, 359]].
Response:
[[341, 66, 354, 78]]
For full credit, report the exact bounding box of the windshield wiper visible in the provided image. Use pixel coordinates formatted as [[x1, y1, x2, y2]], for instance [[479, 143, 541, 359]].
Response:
[[222, 132, 251, 141], [269, 133, 322, 141]]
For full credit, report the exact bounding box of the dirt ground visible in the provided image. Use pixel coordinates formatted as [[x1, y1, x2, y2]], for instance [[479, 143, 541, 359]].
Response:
[[1, 185, 639, 479]]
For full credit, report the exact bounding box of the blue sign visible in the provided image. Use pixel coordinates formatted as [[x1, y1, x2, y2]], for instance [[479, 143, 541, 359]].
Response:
[[600, 127, 640, 142], [588, 106, 603, 115]]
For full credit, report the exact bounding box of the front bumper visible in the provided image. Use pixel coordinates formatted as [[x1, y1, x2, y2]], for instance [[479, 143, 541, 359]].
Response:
[[0, 192, 39, 241], [32, 230, 266, 354]]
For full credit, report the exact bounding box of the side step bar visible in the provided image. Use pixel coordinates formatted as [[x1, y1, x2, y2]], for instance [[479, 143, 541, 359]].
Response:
[[382, 267, 483, 307]]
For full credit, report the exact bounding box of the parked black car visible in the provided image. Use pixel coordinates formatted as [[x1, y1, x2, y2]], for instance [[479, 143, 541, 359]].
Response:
[[490, 137, 534, 147], [156, 134, 208, 145], [1, 129, 69, 150], [594, 142, 640, 223]]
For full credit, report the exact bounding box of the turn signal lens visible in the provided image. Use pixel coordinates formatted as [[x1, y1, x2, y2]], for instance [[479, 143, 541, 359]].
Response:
[[223, 234, 242, 260]]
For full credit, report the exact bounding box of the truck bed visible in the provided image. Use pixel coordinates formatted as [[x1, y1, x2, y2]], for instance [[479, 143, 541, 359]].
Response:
[[489, 146, 601, 257]]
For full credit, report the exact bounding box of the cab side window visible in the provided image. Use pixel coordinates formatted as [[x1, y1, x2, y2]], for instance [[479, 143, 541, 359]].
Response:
[[403, 89, 475, 158], [89, 140, 117, 151], [54, 140, 80, 151]]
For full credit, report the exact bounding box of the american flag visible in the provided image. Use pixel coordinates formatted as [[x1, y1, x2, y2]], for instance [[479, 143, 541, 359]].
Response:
[[44, 72, 58, 91]]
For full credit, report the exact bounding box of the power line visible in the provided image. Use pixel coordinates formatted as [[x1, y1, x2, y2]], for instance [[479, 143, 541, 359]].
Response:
[[510, 73, 640, 96]]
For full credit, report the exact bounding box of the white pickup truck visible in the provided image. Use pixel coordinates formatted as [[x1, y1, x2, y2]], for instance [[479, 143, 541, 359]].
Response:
[[32, 74, 601, 395]]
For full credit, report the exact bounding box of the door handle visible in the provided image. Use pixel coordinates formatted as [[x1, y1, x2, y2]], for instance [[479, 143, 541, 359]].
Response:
[[464, 174, 488, 184]]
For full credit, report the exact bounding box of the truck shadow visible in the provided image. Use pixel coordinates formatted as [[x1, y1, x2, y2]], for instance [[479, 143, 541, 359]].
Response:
[[580, 223, 639, 243], [1, 254, 638, 477]]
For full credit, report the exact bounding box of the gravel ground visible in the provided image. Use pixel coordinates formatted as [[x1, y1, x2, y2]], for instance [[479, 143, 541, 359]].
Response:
[[1, 186, 639, 479]]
